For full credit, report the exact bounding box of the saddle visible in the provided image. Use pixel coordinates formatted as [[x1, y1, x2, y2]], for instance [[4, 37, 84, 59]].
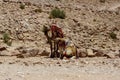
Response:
[[50, 24, 64, 39]]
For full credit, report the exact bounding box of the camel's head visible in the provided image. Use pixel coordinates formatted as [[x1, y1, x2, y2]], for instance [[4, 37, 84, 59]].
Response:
[[42, 25, 52, 43], [42, 25, 50, 35]]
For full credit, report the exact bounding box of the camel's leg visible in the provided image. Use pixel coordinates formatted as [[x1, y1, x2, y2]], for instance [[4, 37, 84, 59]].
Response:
[[60, 52, 64, 59], [49, 40, 55, 58], [49, 41, 52, 58], [75, 47, 79, 59], [58, 47, 64, 59], [54, 40, 60, 58], [54, 40, 58, 58], [56, 41, 60, 58]]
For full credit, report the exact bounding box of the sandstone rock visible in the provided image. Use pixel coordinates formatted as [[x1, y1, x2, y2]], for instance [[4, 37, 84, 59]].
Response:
[[79, 51, 87, 58], [39, 50, 50, 56], [0, 46, 20, 56], [87, 49, 95, 57], [112, 50, 120, 58], [0, 50, 9, 56], [104, 52, 116, 59], [0, 50, 20, 56], [27, 48, 39, 57], [16, 46, 39, 58], [70, 56, 77, 59], [77, 48, 87, 57], [93, 49, 105, 57]]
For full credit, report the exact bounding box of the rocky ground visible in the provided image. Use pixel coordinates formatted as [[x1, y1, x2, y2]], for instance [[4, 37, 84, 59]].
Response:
[[0, 0, 120, 80], [0, 56, 120, 80]]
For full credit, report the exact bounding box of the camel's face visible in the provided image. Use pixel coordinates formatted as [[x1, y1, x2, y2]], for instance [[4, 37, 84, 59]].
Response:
[[47, 30, 52, 39], [42, 26, 52, 43]]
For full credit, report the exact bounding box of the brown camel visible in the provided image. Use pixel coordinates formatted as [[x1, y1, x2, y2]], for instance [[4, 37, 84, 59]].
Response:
[[55, 38, 79, 59], [43, 24, 64, 58]]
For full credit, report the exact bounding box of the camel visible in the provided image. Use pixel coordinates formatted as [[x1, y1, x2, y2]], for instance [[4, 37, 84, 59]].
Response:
[[42, 24, 64, 58], [55, 38, 79, 59], [43, 24, 78, 59]]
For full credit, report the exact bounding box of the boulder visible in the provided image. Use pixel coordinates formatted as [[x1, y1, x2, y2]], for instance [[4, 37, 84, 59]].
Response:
[[87, 49, 95, 57], [93, 49, 105, 57], [104, 52, 116, 59], [0, 49, 20, 56], [0, 46, 20, 56], [79, 51, 87, 57], [39, 50, 50, 56], [16, 46, 39, 58]]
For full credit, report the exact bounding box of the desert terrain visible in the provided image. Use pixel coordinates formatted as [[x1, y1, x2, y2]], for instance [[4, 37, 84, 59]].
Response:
[[0, 0, 120, 80]]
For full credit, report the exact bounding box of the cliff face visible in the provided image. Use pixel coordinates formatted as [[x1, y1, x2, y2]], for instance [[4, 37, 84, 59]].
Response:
[[0, 0, 120, 53]]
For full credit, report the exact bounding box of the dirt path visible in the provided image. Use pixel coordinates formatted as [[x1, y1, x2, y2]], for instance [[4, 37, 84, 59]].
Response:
[[0, 56, 120, 80]]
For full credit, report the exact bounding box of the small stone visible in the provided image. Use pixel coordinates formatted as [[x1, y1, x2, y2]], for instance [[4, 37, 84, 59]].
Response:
[[23, 62, 29, 66], [77, 49, 87, 57], [119, 50, 120, 57], [80, 60, 88, 64], [56, 62, 60, 64], [70, 56, 77, 59], [16, 46, 39, 58], [39, 50, 50, 56], [104, 52, 116, 59], [79, 51, 87, 57], [28, 48, 39, 57], [87, 49, 95, 57], [0, 62, 3, 64], [16, 54, 24, 58], [93, 49, 105, 57]]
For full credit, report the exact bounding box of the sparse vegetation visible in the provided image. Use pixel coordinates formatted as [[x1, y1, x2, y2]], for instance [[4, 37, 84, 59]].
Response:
[[3, 33, 12, 46], [20, 3, 25, 9], [55, 0, 60, 1], [99, 0, 105, 3], [82, 13, 86, 15], [3, 0, 9, 2], [109, 32, 117, 39], [50, 8, 66, 19], [93, 19, 97, 22], [3, 33, 10, 43]]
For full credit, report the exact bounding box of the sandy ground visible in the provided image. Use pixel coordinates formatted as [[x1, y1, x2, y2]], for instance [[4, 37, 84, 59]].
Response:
[[0, 56, 120, 80], [0, 0, 120, 80]]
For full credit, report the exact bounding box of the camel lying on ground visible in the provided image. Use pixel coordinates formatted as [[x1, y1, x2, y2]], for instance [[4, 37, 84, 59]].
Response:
[[56, 38, 79, 59]]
